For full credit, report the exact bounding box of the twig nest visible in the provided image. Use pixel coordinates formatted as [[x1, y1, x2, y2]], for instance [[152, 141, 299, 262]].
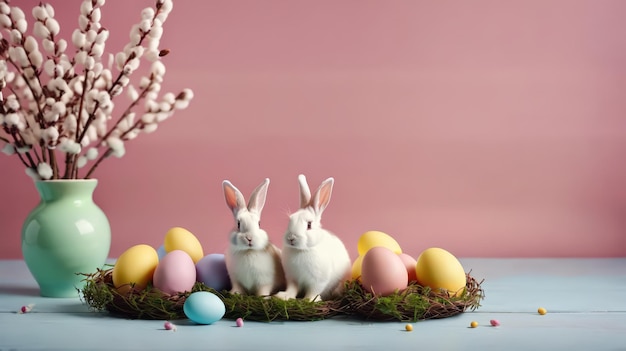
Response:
[[80, 268, 484, 322], [341, 273, 483, 321]]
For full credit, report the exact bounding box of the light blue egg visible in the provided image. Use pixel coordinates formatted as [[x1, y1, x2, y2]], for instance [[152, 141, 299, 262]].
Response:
[[157, 244, 167, 260], [183, 291, 225, 325], [195, 253, 231, 291]]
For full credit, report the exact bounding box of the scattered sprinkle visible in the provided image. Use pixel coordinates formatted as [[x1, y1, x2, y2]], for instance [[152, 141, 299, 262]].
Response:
[[236, 318, 244, 328], [538, 307, 547, 315], [405, 324, 413, 332], [18, 304, 34, 314], [164, 321, 177, 331], [490, 319, 500, 327], [470, 321, 479, 328]]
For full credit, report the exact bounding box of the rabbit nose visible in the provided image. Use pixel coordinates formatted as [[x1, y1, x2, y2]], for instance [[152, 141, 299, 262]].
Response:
[[286, 235, 295, 245], [245, 236, 252, 245]]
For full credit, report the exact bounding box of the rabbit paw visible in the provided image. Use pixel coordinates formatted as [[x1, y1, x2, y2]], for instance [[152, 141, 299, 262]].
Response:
[[304, 294, 323, 302], [274, 291, 295, 300]]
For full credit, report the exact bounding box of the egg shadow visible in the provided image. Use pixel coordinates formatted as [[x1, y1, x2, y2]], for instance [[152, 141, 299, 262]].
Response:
[[171, 319, 196, 326]]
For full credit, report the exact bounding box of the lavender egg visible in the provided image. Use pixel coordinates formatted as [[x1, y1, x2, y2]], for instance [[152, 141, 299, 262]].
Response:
[[195, 253, 231, 291]]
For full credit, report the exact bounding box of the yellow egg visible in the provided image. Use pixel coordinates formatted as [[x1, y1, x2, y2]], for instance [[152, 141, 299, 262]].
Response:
[[357, 230, 402, 256], [415, 247, 466, 297], [164, 227, 204, 263], [351, 255, 364, 281], [112, 244, 159, 293]]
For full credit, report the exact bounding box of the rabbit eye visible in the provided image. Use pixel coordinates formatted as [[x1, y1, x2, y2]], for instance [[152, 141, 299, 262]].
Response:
[[237, 220, 241, 230], [307, 221, 312, 230], [258, 221, 261, 227]]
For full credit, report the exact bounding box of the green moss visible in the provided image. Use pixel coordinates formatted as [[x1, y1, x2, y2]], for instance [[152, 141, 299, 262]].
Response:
[[80, 269, 483, 322]]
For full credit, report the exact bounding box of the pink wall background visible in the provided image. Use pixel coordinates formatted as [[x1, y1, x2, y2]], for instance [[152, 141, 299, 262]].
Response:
[[2, 0, 626, 259]]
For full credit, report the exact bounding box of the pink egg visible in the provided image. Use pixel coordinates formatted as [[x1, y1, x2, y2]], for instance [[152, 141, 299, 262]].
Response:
[[153, 250, 196, 295], [361, 247, 408, 296], [398, 253, 418, 282]]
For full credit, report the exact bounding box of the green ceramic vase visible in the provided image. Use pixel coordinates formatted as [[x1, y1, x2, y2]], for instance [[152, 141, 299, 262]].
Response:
[[21, 179, 111, 297]]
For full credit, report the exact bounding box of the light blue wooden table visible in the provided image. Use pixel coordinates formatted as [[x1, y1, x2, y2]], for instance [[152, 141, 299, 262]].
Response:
[[1, 258, 625, 350]]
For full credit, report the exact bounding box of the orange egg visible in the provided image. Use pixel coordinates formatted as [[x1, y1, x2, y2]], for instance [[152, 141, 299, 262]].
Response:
[[361, 247, 408, 296]]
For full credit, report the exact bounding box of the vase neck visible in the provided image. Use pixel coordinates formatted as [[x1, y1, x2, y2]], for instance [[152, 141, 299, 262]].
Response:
[[35, 179, 98, 201]]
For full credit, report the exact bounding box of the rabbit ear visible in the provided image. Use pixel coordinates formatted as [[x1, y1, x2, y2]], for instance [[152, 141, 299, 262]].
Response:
[[223, 180, 246, 215], [311, 177, 334, 214], [298, 174, 311, 209], [248, 178, 270, 213]]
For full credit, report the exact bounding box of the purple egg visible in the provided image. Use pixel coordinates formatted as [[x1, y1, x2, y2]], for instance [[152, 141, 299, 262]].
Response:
[[195, 253, 231, 291]]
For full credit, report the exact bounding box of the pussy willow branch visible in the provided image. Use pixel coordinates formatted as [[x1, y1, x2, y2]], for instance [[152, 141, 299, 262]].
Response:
[[69, 70, 89, 170], [66, 68, 95, 179], [3, 15, 50, 168], [65, 3, 107, 178], [14, 125, 43, 167], [4, 59, 46, 165], [98, 76, 154, 146], [43, 20, 69, 179], [4, 78, 54, 177], [82, 73, 158, 179], [84, 118, 146, 179], [0, 11, 60, 177], [1, 129, 32, 169], [10, 131, 36, 169], [49, 149, 58, 178], [0, 68, 32, 171], [104, 1, 161, 98], [76, 4, 158, 179], [15, 150, 31, 169], [83, 148, 111, 179], [1, 112, 37, 168]]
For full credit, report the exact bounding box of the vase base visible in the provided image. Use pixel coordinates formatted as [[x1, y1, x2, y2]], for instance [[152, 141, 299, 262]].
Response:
[[39, 284, 83, 298]]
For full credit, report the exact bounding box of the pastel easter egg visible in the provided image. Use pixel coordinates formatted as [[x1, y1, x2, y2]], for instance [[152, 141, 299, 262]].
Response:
[[357, 230, 402, 256], [415, 247, 466, 297], [112, 244, 159, 293], [164, 227, 204, 263], [361, 246, 408, 296], [196, 253, 231, 291], [351, 255, 364, 281], [153, 250, 197, 295], [157, 244, 167, 260], [183, 291, 225, 325], [398, 253, 418, 282]]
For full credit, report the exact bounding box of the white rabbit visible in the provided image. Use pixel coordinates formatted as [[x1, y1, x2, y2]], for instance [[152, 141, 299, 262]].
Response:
[[223, 178, 286, 296], [276, 174, 352, 302]]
